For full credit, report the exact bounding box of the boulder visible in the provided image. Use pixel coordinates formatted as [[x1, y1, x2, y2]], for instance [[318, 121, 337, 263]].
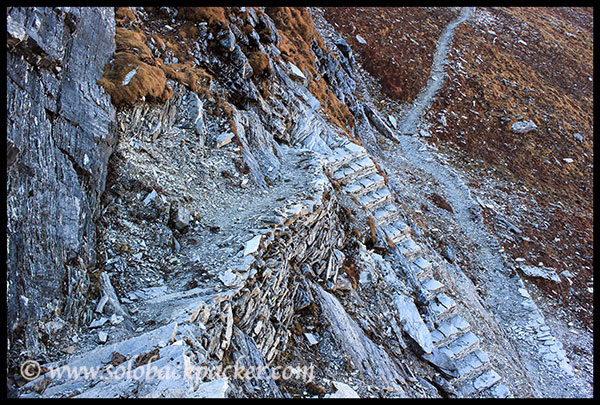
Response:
[[511, 120, 537, 134]]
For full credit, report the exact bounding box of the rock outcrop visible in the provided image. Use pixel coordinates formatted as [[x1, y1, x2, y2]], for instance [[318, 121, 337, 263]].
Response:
[[7, 7, 117, 367]]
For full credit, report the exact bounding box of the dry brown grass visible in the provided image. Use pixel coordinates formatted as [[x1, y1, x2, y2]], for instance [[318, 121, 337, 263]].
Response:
[[175, 7, 230, 27], [115, 28, 152, 58], [98, 52, 173, 105], [115, 7, 137, 24], [159, 63, 212, 95], [246, 50, 272, 78], [367, 216, 377, 243]]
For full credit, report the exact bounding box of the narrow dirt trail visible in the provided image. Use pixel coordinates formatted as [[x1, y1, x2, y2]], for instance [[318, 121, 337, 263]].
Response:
[[397, 7, 474, 135]]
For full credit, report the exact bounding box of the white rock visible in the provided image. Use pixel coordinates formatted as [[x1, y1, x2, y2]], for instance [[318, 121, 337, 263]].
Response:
[[288, 62, 306, 81], [218, 269, 237, 287], [562, 158, 574, 163], [110, 314, 124, 325], [121, 68, 137, 86], [304, 332, 319, 346], [356, 34, 367, 45], [394, 294, 433, 354], [98, 331, 108, 344], [142, 189, 157, 205], [325, 381, 360, 398], [194, 378, 230, 398], [419, 128, 431, 137], [511, 120, 537, 134], [89, 317, 108, 329], [243, 235, 262, 256], [388, 115, 397, 129], [95, 295, 109, 313], [215, 133, 234, 148], [519, 265, 561, 283]]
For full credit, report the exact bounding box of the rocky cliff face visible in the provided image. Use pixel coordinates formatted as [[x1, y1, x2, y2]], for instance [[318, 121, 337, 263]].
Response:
[[7, 7, 117, 367], [6, 7, 592, 398]]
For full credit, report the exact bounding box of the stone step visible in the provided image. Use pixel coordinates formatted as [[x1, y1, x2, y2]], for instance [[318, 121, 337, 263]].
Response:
[[382, 220, 410, 244], [454, 349, 490, 381], [438, 331, 479, 360], [343, 172, 385, 197], [456, 369, 502, 397], [396, 237, 422, 262], [429, 293, 458, 320], [328, 143, 367, 172], [480, 382, 511, 398], [410, 256, 434, 282], [357, 187, 392, 211], [332, 156, 377, 185], [371, 203, 401, 226], [422, 278, 445, 298], [430, 314, 471, 347]]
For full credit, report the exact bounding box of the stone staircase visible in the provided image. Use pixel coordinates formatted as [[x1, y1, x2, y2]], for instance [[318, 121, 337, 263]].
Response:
[[324, 138, 511, 398]]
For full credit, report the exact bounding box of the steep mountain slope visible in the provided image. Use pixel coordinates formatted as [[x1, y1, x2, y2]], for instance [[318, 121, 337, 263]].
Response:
[[324, 6, 593, 329], [7, 7, 592, 398]]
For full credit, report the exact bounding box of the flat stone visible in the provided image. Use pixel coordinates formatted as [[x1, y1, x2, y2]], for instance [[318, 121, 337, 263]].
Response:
[[394, 293, 433, 354], [344, 142, 364, 154], [413, 257, 432, 270], [455, 349, 487, 378], [446, 331, 478, 358], [437, 293, 456, 310], [437, 321, 458, 339], [215, 133, 234, 148], [304, 332, 319, 346], [423, 348, 457, 377], [448, 315, 470, 331], [511, 120, 537, 134], [486, 383, 510, 398], [423, 278, 444, 293], [194, 378, 230, 398], [355, 34, 367, 45], [473, 369, 501, 391], [388, 115, 397, 129], [142, 189, 157, 206], [288, 62, 306, 81], [218, 269, 237, 287], [325, 381, 360, 398], [243, 235, 262, 256], [89, 317, 108, 329], [519, 265, 560, 283]]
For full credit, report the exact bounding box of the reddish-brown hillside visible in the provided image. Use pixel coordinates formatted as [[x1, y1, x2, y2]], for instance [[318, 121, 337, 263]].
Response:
[[324, 7, 593, 327]]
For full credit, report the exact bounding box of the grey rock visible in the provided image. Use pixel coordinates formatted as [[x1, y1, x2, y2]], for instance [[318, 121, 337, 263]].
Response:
[[171, 205, 191, 231], [511, 120, 538, 134], [519, 265, 560, 283], [97, 331, 108, 344], [325, 381, 360, 398], [363, 104, 397, 140], [219, 28, 236, 52], [6, 7, 117, 364], [394, 293, 433, 354], [315, 283, 407, 395], [215, 133, 234, 148]]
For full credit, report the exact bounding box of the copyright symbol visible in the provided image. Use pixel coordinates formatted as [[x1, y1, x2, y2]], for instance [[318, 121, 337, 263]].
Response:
[[20, 359, 41, 381]]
